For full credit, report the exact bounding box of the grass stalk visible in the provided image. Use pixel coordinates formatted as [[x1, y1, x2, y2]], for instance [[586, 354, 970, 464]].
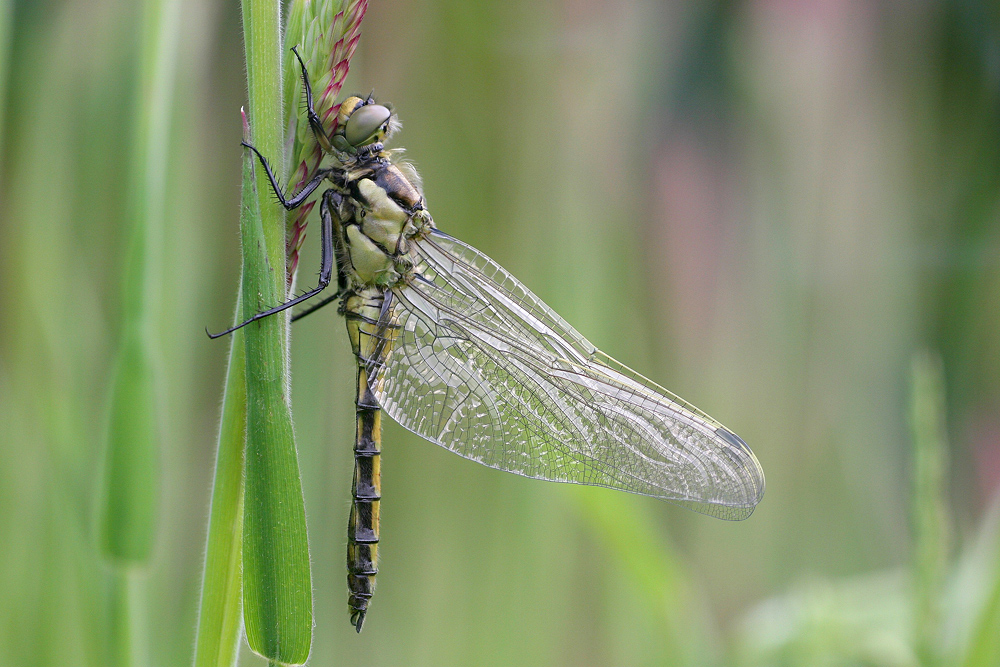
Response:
[[242, 0, 287, 278], [240, 0, 313, 660]]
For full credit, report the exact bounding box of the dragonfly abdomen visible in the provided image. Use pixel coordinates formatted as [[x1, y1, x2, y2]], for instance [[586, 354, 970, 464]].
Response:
[[347, 392, 381, 632], [344, 289, 397, 632]]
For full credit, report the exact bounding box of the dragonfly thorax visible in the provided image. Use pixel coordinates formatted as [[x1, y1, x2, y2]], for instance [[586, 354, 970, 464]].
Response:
[[337, 153, 433, 289]]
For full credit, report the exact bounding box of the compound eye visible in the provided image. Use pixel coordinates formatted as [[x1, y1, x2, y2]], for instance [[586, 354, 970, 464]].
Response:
[[345, 104, 391, 147]]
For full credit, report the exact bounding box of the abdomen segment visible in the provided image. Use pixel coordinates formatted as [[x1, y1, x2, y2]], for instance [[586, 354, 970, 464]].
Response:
[[344, 289, 398, 632]]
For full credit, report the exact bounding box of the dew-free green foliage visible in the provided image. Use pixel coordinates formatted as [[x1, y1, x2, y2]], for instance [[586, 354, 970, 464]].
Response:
[[735, 351, 980, 667], [963, 549, 1000, 667], [196, 1, 363, 664], [193, 321, 247, 667], [1, 2, 999, 667], [239, 0, 312, 663], [238, 142, 313, 665]]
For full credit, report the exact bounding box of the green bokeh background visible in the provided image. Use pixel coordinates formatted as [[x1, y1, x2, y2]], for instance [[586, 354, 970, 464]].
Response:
[[2, 0, 999, 665]]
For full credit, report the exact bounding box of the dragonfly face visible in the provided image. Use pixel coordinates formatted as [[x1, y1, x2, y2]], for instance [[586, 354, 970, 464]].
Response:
[[332, 96, 396, 155], [230, 54, 765, 633]]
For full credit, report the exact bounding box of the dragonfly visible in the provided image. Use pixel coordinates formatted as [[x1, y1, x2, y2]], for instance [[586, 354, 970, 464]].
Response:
[[213, 49, 765, 633]]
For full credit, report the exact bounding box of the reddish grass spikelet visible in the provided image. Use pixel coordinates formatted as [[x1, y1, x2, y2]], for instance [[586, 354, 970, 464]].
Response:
[[283, 0, 368, 287], [287, 201, 315, 276]]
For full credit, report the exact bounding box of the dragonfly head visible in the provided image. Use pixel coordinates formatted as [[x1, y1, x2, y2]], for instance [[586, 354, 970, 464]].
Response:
[[334, 95, 399, 155]]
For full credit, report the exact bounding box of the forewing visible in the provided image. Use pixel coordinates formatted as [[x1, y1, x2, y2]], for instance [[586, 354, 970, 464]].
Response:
[[372, 230, 764, 519]]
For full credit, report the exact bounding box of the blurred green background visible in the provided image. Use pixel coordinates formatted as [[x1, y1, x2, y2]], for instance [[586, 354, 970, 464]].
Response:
[[2, 0, 1000, 665]]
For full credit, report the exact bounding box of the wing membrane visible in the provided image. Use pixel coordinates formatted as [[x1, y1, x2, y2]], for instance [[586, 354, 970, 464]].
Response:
[[372, 230, 764, 519]]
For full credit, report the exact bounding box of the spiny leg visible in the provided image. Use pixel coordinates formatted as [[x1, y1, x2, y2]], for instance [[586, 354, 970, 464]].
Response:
[[206, 186, 340, 338], [291, 46, 334, 153], [291, 188, 354, 325], [291, 292, 340, 323], [242, 141, 333, 210]]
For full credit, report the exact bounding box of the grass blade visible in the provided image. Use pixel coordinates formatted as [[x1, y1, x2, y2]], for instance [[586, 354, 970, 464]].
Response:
[[240, 0, 314, 655], [239, 128, 313, 666], [193, 319, 247, 667], [960, 552, 1000, 665], [948, 495, 1000, 667]]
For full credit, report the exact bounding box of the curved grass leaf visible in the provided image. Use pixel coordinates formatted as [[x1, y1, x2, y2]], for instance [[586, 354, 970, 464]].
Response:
[[193, 321, 247, 667], [240, 0, 313, 659]]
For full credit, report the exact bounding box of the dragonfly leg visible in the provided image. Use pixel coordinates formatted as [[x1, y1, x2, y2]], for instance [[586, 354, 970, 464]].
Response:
[[290, 189, 355, 323], [206, 187, 338, 338], [289, 291, 340, 323], [290, 46, 335, 153], [241, 141, 332, 211]]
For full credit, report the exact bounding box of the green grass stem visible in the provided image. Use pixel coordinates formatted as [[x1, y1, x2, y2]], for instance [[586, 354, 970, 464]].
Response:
[[242, 0, 288, 280], [108, 569, 147, 667], [239, 0, 314, 654]]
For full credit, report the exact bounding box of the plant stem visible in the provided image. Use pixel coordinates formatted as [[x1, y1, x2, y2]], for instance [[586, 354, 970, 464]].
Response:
[[240, 0, 313, 661], [242, 0, 287, 285]]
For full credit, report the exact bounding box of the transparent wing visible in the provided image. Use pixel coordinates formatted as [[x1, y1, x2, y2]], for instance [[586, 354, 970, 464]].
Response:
[[372, 230, 764, 519]]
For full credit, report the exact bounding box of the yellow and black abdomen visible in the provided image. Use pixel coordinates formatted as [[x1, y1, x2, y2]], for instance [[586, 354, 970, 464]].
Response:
[[337, 153, 428, 632], [343, 288, 397, 632]]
